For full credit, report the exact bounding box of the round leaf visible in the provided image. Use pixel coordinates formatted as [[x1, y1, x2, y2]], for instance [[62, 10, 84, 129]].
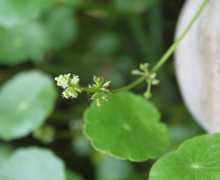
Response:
[[0, 22, 48, 65], [0, 70, 58, 141], [43, 7, 78, 50], [84, 91, 169, 162], [0, 147, 66, 180], [149, 133, 220, 180], [0, 0, 56, 27]]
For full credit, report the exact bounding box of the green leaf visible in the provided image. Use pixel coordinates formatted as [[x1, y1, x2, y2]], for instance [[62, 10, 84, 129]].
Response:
[[66, 169, 84, 180], [96, 157, 135, 180], [112, 0, 161, 14], [0, 70, 58, 141], [43, 7, 78, 50], [0, 22, 48, 65], [149, 133, 220, 180], [0, 147, 66, 180], [84, 91, 169, 162], [0, 0, 56, 27]]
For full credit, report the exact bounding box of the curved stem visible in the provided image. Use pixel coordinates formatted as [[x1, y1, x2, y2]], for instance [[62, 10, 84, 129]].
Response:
[[69, 0, 209, 95], [111, 0, 209, 93], [150, 0, 209, 73], [111, 75, 148, 93]]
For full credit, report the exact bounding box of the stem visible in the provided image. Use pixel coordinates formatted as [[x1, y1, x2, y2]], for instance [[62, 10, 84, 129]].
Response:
[[111, 75, 148, 93], [68, 0, 209, 95], [150, 0, 209, 73]]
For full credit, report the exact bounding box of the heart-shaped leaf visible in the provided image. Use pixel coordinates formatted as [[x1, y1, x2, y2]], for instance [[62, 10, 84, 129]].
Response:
[[149, 133, 220, 180], [0, 147, 66, 180], [0, 70, 57, 141], [84, 91, 169, 162]]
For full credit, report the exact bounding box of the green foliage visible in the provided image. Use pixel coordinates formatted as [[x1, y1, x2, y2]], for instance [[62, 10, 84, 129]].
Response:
[[43, 7, 78, 50], [0, 0, 56, 27], [112, 0, 161, 14], [149, 133, 220, 180], [0, 147, 66, 180], [66, 169, 84, 180], [0, 70, 57, 141], [84, 91, 169, 162], [0, 22, 47, 64], [0, 5, 78, 65], [96, 157, 135, 180]]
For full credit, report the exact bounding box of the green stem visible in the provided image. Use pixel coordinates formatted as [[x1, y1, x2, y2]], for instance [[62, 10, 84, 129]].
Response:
[[68, 0, 209, 95], [150, 0, 209, 73], [111, 75, 148, 93], [110, 0, 209, 93]]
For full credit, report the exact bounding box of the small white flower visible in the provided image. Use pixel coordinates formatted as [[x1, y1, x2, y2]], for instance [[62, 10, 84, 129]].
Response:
[[71, 75, 80, 85]]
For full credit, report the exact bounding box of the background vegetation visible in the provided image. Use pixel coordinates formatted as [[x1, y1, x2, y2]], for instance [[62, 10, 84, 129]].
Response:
[[0, 0, 206, 179]]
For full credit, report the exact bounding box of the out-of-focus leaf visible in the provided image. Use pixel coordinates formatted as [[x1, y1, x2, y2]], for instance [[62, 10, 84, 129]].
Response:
[[0, 0, 56, 27], [84, 91, 169, 162], [33, 125, 56, 144], [0, 143, 13, 162], [90, 32, 120, 56], [149, 133, 220, 180], [43, 7, 78, 50], [112, 0, 161, 14], [96, 157, 135, 180], [0, 147, 66, 180], [66, 169, 84, 180], [0, 70, 58, 141], [0, 22, 48, 65]]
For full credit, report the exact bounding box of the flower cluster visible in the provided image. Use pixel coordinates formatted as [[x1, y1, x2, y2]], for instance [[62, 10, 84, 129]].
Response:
[[55, 74, 83, 99], [132, 63, 160, 99], [89, 76, 111, 107]]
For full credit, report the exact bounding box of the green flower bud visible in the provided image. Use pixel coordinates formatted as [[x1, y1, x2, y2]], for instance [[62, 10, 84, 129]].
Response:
[[103, 80, 111, 88], [140, 63, 149, 72], [131, 69, 143, 75], [144, 92, 152, 99], [91, 93, 100, 100], [75, 86, 83, 93], [97, 98, 102, 108], [152, 79, 160, 85], [62, 89, 71, 99], [102, 95, 110, 102], [67, 87, 78, 98]]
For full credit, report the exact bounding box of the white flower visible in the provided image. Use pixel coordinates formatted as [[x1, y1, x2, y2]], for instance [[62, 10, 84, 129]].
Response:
[[71, 75, 80, 85]]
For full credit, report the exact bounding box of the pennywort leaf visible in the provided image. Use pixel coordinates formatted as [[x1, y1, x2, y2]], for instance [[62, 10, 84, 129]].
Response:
[[0, 70, 58, 141], [149, 133, 220, 180], [84, 91, 169, 162]]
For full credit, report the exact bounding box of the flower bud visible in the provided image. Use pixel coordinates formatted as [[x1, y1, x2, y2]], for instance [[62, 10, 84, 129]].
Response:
[[102, 95, 110, 102], [97, 98, 102, 107], [144, 92, 152, 99], [103, 80, 111, 88], [140, 63, 149, 72], [131, 69, 143, 75]]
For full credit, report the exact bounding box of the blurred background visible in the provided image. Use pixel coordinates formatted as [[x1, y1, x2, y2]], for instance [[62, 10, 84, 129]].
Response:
[[0, 0, 206, 180]]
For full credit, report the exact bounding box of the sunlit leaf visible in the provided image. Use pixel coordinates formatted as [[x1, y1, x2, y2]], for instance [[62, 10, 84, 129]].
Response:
[[149, 133, 220, 180], [0, 0, 56, 27], [0, 147, 66, 180], [0, 70, 58, 141], [0, 22, 48, 65], [84, 91, 169, 162]]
